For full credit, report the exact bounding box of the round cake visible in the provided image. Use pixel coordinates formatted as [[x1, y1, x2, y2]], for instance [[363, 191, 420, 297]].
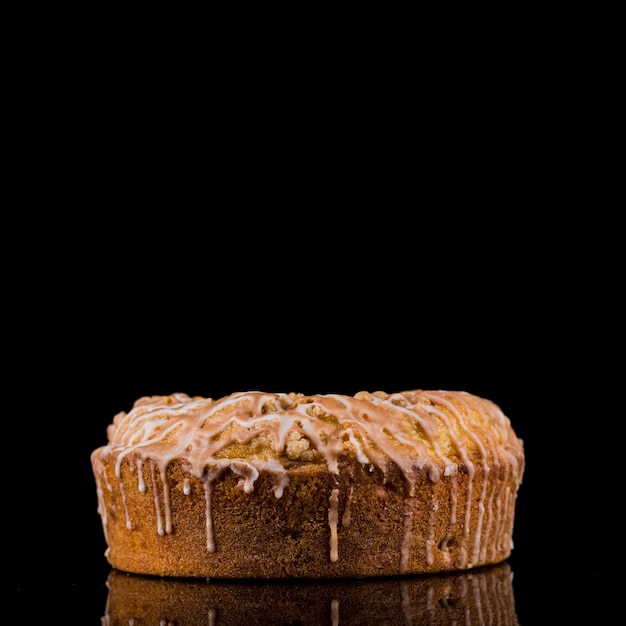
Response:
[[91, 389, 525, 578]]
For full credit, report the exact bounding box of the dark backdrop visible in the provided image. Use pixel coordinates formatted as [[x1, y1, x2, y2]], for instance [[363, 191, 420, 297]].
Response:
[[9, 213, 612, 624]]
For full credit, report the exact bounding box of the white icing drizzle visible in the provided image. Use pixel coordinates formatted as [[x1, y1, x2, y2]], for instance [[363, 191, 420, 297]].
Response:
[[400, 498, 415, 574], [136, 458, 146, 493], [151, 463, 165, 536], [418, 392, 483, 568], [329, 488, 340, 562], [92, 389, 524, 572], [426, 504, 437, 566], [204, 479, 215, 553]]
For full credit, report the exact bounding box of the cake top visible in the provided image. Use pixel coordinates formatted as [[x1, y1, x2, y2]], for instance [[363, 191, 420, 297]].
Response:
[[94, 390, 524, 495]]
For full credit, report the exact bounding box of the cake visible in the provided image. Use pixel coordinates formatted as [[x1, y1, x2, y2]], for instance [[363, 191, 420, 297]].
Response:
[[91, 389, 525, 578], [103, 562, 520, 625]]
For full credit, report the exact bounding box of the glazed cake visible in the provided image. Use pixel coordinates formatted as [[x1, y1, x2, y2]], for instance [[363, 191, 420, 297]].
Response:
[[91, 389, 525, 578]]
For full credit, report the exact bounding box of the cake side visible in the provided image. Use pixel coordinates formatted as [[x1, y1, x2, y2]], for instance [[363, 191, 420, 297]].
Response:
[[91, 389, 525, 578]]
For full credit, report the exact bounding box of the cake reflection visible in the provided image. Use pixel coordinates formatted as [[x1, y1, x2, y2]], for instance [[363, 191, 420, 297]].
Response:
[[103, 561, 519, 625]]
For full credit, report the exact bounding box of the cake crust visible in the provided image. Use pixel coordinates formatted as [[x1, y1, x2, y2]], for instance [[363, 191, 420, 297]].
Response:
[[92, 389, 525, 578]]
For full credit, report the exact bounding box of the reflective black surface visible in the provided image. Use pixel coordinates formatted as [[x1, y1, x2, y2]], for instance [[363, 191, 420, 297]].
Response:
[[101, 562, 520, 624], [9, 215, 612, 623], [11, 552, 607, 624]]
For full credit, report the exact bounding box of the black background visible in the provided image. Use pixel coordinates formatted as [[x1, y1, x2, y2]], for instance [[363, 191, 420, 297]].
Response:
[[8, 207, 614, 624], [6, 5, 622, 622]]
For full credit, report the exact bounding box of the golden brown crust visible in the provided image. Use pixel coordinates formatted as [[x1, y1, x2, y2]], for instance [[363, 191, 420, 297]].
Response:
[[92, 390, 524, 578], [97, 455, 519, 578]]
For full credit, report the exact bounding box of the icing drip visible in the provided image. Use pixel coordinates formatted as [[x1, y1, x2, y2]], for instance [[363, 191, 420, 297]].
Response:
[[329, 488, 340, 562], [92, 389, 524, 572], [426, 504, 437, 565], [400, 499, 415, 574], [150, 463, 164, 536], [204, 480, 215, 553], [136, 458, 146, 493]]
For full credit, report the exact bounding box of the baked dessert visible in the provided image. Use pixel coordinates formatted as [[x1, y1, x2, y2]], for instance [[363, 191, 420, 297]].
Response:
[[91, 389, 525, 578], [103, 561, 520, 625]]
